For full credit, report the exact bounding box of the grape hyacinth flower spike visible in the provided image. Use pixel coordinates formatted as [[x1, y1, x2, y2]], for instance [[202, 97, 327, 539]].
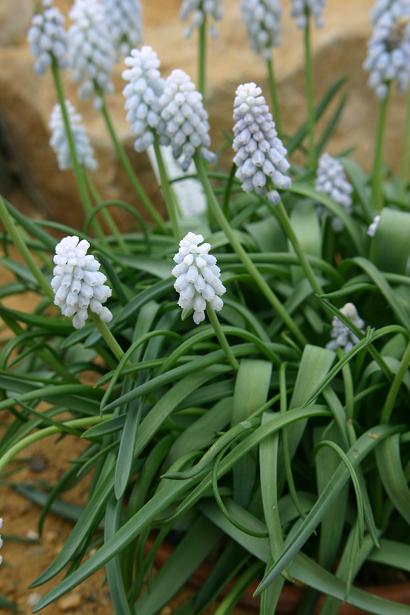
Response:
[[160, 70, 215, 171], [51, 236, 112, 329], [315, 153, 353, 231], [68, 0, 115, 108], [122, 46, 167, 152], [180, 0, 223, 38], [102, 0, 143, 59], [241, 0, 282, 59], [368, 214, 381, 237], [172, 232, 226, 325], [27, 0, 68, 74], [291, 0, 326, 28], [326, 303, 365, 353], [49, 102, 97, 172], [233, 82, 291, 204]]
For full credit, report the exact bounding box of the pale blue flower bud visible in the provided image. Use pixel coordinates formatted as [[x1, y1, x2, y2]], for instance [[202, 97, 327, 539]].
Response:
[[315, 153, 352, 232], [242, 0, 282, 59], [160, 70, 215, 171], [172, 232, 226, 324], [233, 82, 291, 204], [51, 236, 112, 329], [122, 46, 167, 152], [368, 214, 381, 237], [102, 0, 143, 59], [326, 303, 365, 353], [180, 0, 223, 38], [68, 0, 115, 108], [291, 0, 326, 29], [49, 102, 97, 172], [27, 0, 68, 74]]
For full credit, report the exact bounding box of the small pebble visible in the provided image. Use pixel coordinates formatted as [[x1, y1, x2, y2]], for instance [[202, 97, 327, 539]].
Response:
[[27, 592, 42, 608], [58, 593, 81, 611], [161, 608, 172, 615], [28, 454, 48, 473]]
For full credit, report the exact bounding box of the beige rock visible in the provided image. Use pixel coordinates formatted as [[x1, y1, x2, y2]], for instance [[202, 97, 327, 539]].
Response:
[[0, 0, 34, 46], [58, 592, 81, 611]]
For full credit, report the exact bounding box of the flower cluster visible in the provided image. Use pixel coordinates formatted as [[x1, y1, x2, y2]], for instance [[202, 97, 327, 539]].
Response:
[[315, 153, 353, 231], [291, 0, 326, 28], [241, 0, 282, 59], [0, 518, 3, 566], [122, 46, 167, 152], [233, 82, 291, 204], [180, 0, 223, 37], [172, 232, 225, 325], [364, 0, 410, 98], [326, 303, 365, 353], [27, 0, 68, 75], [49, 102, 97, 172], [160, 70, 215, 171], [51, 236, 112, 329], [368, 214, 381, 237], [68, 0, 115, 108], [102, 0, 143, 59]]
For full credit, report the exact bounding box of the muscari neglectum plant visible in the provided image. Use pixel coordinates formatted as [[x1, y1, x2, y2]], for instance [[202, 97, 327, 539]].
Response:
[[1, 0, 410, 613]]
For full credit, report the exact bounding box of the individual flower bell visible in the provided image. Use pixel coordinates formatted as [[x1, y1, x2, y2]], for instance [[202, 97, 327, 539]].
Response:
[[368, 214, 381, 237], [51, 236, 112, 329], [241, 0, 282, 59], [49, 102, 98, 172], [68, 0, 115, 108], [27, 0, 68, 74], [326, 303, 365, 353], [315, 153, 353, 231], [102, 0, 143, 59], [372, 0, 410, 24], [172, 232, 226, 325], [180, 0, 223, 38], [291, 0, 326, 28], [364, 1, 410, 99], [233, 82, 291, 204], [122, 46, 167, 152], [160, 70, 215, 171]]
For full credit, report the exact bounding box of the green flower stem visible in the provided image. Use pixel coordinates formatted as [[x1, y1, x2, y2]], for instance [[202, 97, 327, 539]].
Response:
[[51, 59, 105, 240], [303, 18, 316, 169], [400, 87, 410, 200], [381, 337, 410, 424], [0, 415, 114, 475], [206, 306, 239, 371], [98, 95, 167, 233], [266, 57, 282, 137], [153, 137, 181, 240], [372, 90, 390, 211], [195, 155, 307, 346], [271, 200, 322, 296], [93, 315, 124, 361], [0, 197, 52, 300], [198, 17, 207, 99], [85, 173, 130, 253], [214, 561, 262, 615]]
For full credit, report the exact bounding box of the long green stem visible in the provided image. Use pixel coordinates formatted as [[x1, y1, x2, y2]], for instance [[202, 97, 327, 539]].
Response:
[[304, 18, 316, 169], [381, 338, 410, 423], [266, 57, 282, 137], [372, 91, 390, 211], [198, 17, 207, 99], [195, 156, 307, 345], [400, 87, 410, 200], [0, 197, 52, 299], [93, 316, 124, 361], [99, 96, 167, 233], [153, 138, 181, 239], [206, 306, 239, 371]]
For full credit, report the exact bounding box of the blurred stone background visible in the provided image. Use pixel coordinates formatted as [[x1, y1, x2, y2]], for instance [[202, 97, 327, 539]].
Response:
[[0, 0, 406, 229]]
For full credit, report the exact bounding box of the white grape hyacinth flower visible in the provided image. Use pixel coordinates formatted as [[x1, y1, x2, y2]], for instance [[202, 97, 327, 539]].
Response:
[[326, 303, 365, 353], [68, 0, 115, 108], [0, 518, 3, 566], [315, 153, 353, 231], [172, 232, 226, 325], [51, 236, 112, 329], [180, 0, 223, 38], [242, 0, 282, 59], [49, 102, 98, 172], [364, 1, 410, 98], [291, 0, 326, 28], [27, 0, 68, 74], [233, 82, 291, 204], [102, 0, 143, 59], [368, 214, 381, 237], [122, 46, 167, 152], [160, 70, 215, 171], [372, 0, 410, 25]]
